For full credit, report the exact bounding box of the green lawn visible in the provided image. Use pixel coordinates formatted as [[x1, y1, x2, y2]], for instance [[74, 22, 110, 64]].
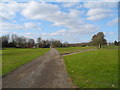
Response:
[[56, 46, 95, 54], [2, 48, 50, 75], [63, 48, 118, 88]]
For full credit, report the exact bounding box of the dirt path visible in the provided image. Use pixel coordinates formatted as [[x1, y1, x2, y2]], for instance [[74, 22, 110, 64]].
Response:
[[62, 49, 97, 56], [3, 48, 73, 88]]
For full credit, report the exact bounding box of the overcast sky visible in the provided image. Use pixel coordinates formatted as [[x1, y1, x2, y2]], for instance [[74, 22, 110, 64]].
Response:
[[0, 0, 118, 43]]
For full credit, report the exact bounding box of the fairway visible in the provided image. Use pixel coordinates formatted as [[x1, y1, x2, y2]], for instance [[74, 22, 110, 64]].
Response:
[[63, 48, 118, 88], [56, 46, 95, 55], [2, 48, 50, 75]]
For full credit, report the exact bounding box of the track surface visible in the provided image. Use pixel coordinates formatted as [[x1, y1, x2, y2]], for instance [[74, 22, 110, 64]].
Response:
[[3, 48, 73, 88]]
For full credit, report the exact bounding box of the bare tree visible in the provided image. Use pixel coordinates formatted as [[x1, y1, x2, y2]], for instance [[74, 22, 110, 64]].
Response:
[[1, 35, 9, 47], [15, 36, 27, 48], [27, 39, 35, 48], [37, 37, 42, 47], [62, 42, 69, 47]]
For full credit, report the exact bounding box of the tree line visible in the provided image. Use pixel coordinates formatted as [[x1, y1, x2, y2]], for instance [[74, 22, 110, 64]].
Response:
[[0, 32, 119, 49], [0, 34, 35, 48], [0, 34, 64, 48], [0, 34, 90, 48]]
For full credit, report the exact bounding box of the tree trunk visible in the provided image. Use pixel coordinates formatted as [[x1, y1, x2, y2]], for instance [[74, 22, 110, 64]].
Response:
[[99, 44, 101, 48]]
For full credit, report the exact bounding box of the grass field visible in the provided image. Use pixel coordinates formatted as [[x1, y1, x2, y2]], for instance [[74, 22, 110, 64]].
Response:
[[64, 48, 118, 88], [56, 46, 95, 54], [2, 48, 50, 75]]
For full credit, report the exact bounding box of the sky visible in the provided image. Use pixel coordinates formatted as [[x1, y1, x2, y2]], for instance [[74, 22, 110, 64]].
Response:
[[0, 0, 119, 43]]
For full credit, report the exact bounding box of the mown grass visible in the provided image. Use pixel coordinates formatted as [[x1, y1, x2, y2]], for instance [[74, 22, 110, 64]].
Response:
[[56, 46, 95, 54], [2, 48, 50, 75], [64, 48, 118, 88], [102, 45, 118, 49]]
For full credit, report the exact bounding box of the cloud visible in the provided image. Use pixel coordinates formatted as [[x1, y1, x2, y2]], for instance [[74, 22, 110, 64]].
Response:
[[21, 1, 59, 20], [21, 1, 98, 34], [24, 22, 41, 30], [0, 30, 17, 35], [41, 29, 67, 36], [84, 2, 117, 21], [0, 2, 25, 19], [41, 23, 99, 37], [39, 22, 99, 43], [87, 13, 113, 21], [0, 15, 10, 21], [84, 2, 117, 9], [0, 1, 117, 43], [0, 0, 119, 3], [40, 26, 98, 43], [87, 9, 113, 16], [105, 32, 118, 42], [62, 2, 79, 8], [24, 33, 39, 36], [107, 18, 118, 26], [0, 22, 41, 30], [0, 0, 12, 2], [0, 1, 100, 43]]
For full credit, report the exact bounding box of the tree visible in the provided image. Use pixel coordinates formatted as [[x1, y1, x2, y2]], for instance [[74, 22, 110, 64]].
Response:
[[51, 39, 62, 47], [0, 37, 2, 49], [41, 40, 47, 48], [118, 41, 120, 46], [114, 41, 118, 46], [37, 37, 42, 47], [1, 35, 9, 47], [37, 37, 41, 44], [62, 42, 69, 47], [9, 34, 18, 47], [15, 36, 27, 48], [45, 40, 51, 48], [27, 39, 35, 48], [92, 32, 107, 48]]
